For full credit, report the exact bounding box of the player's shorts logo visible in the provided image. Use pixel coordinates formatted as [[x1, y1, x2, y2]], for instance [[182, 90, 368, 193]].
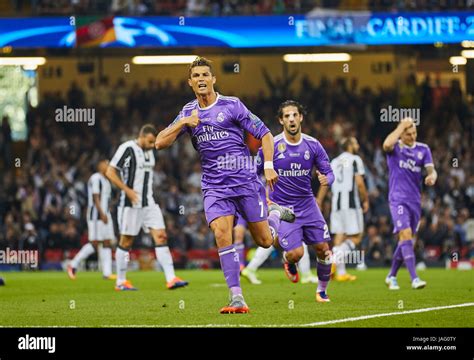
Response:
[[217, 112, 225, 122], [278, 142, 286, 153], [281, 238, 288, 247], [304, 150, 310, 160]]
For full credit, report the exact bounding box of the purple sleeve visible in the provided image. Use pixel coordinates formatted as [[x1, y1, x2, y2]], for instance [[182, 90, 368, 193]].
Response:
[[313, 141, 335, 186], [255, 148, 264, 175], [233, 99, 270, 140], [168, 109, 188, 138], [423, 146, 434, 167]]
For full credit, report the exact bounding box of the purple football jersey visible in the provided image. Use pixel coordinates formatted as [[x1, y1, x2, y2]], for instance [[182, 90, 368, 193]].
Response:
[[172, 94, 270, 190], [386, 140, 433, 204], [257, 132, 334, 221]]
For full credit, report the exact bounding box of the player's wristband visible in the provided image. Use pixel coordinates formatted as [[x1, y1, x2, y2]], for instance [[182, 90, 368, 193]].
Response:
[[264, 161, 274, 170]]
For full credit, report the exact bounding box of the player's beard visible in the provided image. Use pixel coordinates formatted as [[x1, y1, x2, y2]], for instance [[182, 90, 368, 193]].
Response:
[[287, 124, 300, 136]]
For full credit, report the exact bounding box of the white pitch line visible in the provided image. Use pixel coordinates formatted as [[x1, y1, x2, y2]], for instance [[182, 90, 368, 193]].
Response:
[[3, 303, 473, 328], [300, 302, 474, 327]]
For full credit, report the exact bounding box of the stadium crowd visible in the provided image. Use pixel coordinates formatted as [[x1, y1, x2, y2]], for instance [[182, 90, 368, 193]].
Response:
[[7, 0, 474, 16], [0, 71, 473, 268]]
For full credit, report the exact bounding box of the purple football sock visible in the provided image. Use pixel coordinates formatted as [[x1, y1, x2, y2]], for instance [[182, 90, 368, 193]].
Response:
[[218, 245, 241, 295], [234, 243, 245, 267], [267, 212, 281, 241], [388, 243, 404, 277], [400, 240, 417, 281], [316, 258, 332, 293]]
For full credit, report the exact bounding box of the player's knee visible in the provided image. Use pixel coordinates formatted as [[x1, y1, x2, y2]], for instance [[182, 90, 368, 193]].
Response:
[[287, 247, 304, 263], [256, 233, 273, 249], [315, 243, 330, 260], [154, 232, 168, 245], [119, 236, 133, 249]]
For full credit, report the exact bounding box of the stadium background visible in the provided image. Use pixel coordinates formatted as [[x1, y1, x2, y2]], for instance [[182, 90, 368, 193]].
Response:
[[0, 0, 473, 273]]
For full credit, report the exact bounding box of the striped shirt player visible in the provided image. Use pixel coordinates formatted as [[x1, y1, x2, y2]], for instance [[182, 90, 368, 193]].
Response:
[[109, 139, 165, 236], [330, 152, 365, 236], [87, 171, 115, 241], [67, 160, 115, 281], [107, 125, 188, 291]]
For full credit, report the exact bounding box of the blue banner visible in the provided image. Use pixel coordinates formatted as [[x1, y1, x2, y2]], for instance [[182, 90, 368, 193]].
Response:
[[0, 12, 473, 48]]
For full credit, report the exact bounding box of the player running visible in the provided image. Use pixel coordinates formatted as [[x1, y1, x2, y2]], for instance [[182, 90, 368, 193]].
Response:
[[317, 137, 369, 282], [241, 242, 318, 285], [254, 100, 335, 302], [383, 118, 437, 290], [68, 160, 116, 280], [155, 57, 295, 313], [106, 124, 188, 291]]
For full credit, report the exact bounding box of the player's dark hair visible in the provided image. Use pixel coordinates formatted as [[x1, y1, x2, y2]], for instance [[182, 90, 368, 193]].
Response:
[[139, 124, 158, 137], [189, 56, 213, 78], [277, 100, 306, 119], [340, 137, 352, 151]]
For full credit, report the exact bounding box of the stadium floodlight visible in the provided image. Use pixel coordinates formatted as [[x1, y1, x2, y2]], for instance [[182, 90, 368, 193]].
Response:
[[460, 50, 474, 59], [283, 53, 351, 63], [449, 56, 467, 65], [132, 55, 198, 65], [0, 57, 46, 66], [461, 40, 474, 48]]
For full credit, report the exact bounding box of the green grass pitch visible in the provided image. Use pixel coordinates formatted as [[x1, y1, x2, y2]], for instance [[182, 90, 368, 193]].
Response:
[[0, 269, 472, 327]]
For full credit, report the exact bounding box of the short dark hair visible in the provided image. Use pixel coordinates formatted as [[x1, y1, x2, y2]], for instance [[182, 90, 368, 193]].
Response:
[[340, 137, 355, 151], [139, 124, 158, 137], [277, 100, 306, 119], [189, 56, 213, 78]]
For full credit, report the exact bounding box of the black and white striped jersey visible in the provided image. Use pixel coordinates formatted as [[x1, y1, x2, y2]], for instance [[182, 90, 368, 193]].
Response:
[[87, 172, 111, 220], [110, 140, 155, 208], [330, 152, 365, 211]]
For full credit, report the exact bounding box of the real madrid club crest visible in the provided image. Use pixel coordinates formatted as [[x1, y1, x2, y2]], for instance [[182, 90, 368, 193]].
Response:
[[217, 112, 225, 122], [304, 150, 310, 160], [278, 142, 286, 153], [417, 151, 423, 160]]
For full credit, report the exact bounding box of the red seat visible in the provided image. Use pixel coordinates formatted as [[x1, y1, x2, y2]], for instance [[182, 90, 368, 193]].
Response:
[[44, 249, 63, 262], [424, 246, 441, 260]]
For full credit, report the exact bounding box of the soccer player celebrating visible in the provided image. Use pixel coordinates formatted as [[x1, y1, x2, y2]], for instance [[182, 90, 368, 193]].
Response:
[[255, 100, 335, 302], [317, 137, 369, 282], [383, 118, 437, 290], [68, 159, 116, 280], [155, 57, 294, 313], [106, 124, 188, 291]]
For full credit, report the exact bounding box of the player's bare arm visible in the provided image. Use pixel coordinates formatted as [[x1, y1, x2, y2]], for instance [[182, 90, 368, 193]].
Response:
[[316, 185, 329, 209], [355, 174, 369, 213], [92, 193, 108, 223], [424, 165, 437, 186], [155, 110, 200, 150], [261, 132, 278, 191], [382, 118, 414, 152], [105, 166, 138, 205]]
